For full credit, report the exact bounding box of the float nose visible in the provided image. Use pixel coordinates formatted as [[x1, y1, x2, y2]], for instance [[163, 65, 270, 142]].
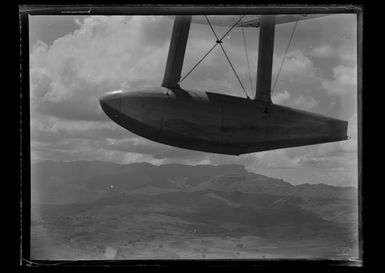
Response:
[[100, 90, 122, 120]]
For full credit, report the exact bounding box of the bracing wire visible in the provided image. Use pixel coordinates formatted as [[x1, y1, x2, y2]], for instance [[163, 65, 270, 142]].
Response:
[[240, 16, 254, 98], [271, 19, 299, 95], [178, 43, 218, 83], [204, 15, 249, 99], [218, 42, 249, 99], [179, 15, 245, 85]]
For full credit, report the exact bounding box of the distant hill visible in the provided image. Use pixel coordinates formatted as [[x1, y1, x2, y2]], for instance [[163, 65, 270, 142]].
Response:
[[31, 160, 357, 204], [192, 173, 357, 200]]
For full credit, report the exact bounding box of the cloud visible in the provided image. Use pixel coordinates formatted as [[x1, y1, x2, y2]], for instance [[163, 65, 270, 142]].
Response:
[[322, 65, 357, 95], [272, 90, 318, 110], [271, 50, 325, 101], [31, 115, 128, 142], [310, 45, 335, 58], [32, 142, 162, 165], [309, 42, 356, 65], [254, 149, 301, 169], [30, 16, 172, 122], [291, 95, 319, 110], [272, 90, 290, 104], [105, 137, 205, 162]]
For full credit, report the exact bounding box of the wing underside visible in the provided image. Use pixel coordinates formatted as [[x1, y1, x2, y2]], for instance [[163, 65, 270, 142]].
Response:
[[191, 14, 328, 28]]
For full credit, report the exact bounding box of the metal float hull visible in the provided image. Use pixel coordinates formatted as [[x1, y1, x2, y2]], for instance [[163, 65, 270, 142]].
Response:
[[100, 87, 348, 155]]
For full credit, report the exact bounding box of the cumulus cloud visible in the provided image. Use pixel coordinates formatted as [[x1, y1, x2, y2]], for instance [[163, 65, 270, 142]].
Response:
[[272, 50, 317, 85], [272, 90, 318, 111], [272, 90, 290, 104], [310, 45, 336, 58], [30, 16, 172, 122], [291, 95, 319, 110], [29, 16, 175, 163], [31, 115, 128, 143], [322, 65, 357, 95], [270, 50, 325, 103], [309, 42, 356, 65]]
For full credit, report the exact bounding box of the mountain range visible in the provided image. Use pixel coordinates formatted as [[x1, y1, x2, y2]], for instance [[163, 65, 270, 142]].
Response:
[[31, 160, 357, 203], [30, 160, 359, 260]]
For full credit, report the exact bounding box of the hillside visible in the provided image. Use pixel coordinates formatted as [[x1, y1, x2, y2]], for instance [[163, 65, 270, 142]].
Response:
[[30, 160, 359, 260]]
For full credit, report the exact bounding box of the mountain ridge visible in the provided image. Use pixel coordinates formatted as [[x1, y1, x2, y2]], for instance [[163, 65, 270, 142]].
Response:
[[31, 160, 357, 205], [32, 160, 356, 189]]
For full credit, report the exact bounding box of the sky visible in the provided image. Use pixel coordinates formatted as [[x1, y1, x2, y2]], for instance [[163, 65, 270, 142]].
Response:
[[29, 14, 358, 187]]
